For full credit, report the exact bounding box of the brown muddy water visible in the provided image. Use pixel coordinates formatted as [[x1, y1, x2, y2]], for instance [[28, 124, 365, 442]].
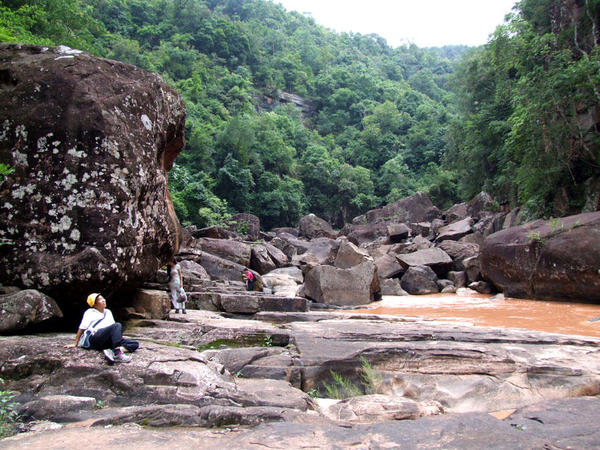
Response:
[[351, 291, 600, 338]]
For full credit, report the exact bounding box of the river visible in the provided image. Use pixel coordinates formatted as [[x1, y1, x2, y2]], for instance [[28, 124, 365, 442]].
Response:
[[351, 290, 600, 338]]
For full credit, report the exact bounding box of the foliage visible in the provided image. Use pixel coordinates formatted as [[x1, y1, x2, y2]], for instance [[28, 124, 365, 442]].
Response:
[[446, 0, 600, 219], [2, 0, 592, 227], [323, 370, 362, 400], [358, 356, 383, 395], [322, 357, 383, 399], [0, 164, 15, 179], [0, 378, 19, 439]]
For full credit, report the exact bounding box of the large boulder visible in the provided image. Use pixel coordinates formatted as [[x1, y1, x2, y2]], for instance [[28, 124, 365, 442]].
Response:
[[131, 289, 170, 319], [0, 289, 63, 333], [250, 244, 277, 274], [298, 214, 336, 240], [481, 212, 600, 301], [178, 259, 211, 285], [196, 238, 252, 267], [400, 265, 439, 294], [397, 247, 453, 277], [263, 242, 289, 268], [304, 261, 381, 306], [339, 222, 389, 246], [270, 232, 311, 259], [444, 202, 468, 223], [436, 240, 480, 271], [292, 238, 340, 273], [334, 238, 372, 269], [229, 213, 261, 241], [374, 254, 405, 279], [354, 192, 441, 225], [435, 217, 474, 242], [181, 249, 245, 282], [261, 273, 301, 297], [467, 191, 495, 220], [0, 44, 185, 310]]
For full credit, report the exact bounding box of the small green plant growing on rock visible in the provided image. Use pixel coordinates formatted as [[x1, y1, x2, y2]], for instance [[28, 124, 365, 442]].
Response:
[[0, 163, 14, 179], [260, 334, 273, 347], [527, 231, 544, 244], [324, 370, 362, 399], [0, 378, 20, 439], [359, 356, 382, 395], [322, 357, 382, 399]]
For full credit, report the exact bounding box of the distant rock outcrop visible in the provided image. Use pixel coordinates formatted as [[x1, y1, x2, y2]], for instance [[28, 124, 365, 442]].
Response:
[[0, 44, 186, 311]]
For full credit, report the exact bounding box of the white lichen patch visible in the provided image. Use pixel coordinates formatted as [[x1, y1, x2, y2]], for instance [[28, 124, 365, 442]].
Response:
[[11, 184, 35, 200], [2, 202, 12, 209], [39, 273, 50, 286], [70, 229, 81, 241], [12, 150, 28, 167], [0, 120, 11, 141], [51, 215, 72, 233], [101, 138, 121, 159], [37, 135, 49, 152], [15, 124, 27, 140], [141, 114, 152, 130], [67, 147, 86, 158], [60, 173, 78, 191]]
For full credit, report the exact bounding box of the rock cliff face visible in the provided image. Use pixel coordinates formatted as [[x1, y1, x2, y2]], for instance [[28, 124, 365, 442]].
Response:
[[0, 44, 186, 309]]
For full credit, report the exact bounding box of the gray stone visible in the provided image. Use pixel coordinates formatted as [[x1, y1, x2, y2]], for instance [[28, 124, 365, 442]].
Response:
[[400, 265, 439, 294], [0, 289, 63, 333], [304, 261, 381, 306], [435, 217, 474, 242], [298, 214, 336, 239], [334, 238, 372, 269], [397, 247, 453, 277], [131, 289, 170, 319], [380, 278, 408, 296]]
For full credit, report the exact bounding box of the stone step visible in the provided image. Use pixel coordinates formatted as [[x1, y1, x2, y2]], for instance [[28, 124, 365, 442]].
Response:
[[188, 291, 308, 314]]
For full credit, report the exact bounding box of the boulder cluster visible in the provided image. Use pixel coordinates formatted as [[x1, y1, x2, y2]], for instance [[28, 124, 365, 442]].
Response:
[[158, 191, 505, 317]]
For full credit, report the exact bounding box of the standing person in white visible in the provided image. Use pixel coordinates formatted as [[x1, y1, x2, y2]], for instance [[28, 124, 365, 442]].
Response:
[[167, 259, 187, 314]]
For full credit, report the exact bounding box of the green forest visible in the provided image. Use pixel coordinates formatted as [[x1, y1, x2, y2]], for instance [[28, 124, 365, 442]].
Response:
[[2, 0, 599, 229]]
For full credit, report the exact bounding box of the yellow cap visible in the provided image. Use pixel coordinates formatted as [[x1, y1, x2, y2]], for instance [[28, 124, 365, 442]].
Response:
[[87, 293, 100, 307]]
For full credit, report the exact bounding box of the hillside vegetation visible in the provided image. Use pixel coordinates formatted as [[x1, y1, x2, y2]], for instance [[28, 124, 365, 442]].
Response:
[[1, 0, 598, 228]]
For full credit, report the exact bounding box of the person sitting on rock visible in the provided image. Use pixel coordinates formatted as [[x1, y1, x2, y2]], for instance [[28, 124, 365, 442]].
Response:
[[167, 259, 187, 314], [72, 293, 139, 363]]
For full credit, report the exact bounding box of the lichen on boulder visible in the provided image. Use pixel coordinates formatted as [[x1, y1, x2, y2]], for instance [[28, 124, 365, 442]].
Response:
[[0, 44, 186, 309]]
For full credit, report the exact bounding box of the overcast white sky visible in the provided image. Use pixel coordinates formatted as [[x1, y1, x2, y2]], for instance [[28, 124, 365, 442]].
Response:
[[274, 0, 518, 47]]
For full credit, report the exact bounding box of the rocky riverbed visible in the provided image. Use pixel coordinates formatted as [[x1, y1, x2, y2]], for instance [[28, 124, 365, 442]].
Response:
[[1, 309, 600, 448]]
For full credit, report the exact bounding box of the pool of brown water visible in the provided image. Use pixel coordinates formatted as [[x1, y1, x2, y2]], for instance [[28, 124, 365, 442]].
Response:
[[351, 291, 600, 338]]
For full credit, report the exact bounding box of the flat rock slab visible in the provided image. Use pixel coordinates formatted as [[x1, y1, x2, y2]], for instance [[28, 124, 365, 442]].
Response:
[[4, 396, 600, 449]]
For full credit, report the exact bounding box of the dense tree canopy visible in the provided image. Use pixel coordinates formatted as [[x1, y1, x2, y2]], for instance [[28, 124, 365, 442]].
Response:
[[447, 0, 600, 218], [2, 0, 598, 227]]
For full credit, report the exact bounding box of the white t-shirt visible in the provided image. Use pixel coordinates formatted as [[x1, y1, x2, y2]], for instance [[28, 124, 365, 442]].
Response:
[[77, 308, 115, 346]]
